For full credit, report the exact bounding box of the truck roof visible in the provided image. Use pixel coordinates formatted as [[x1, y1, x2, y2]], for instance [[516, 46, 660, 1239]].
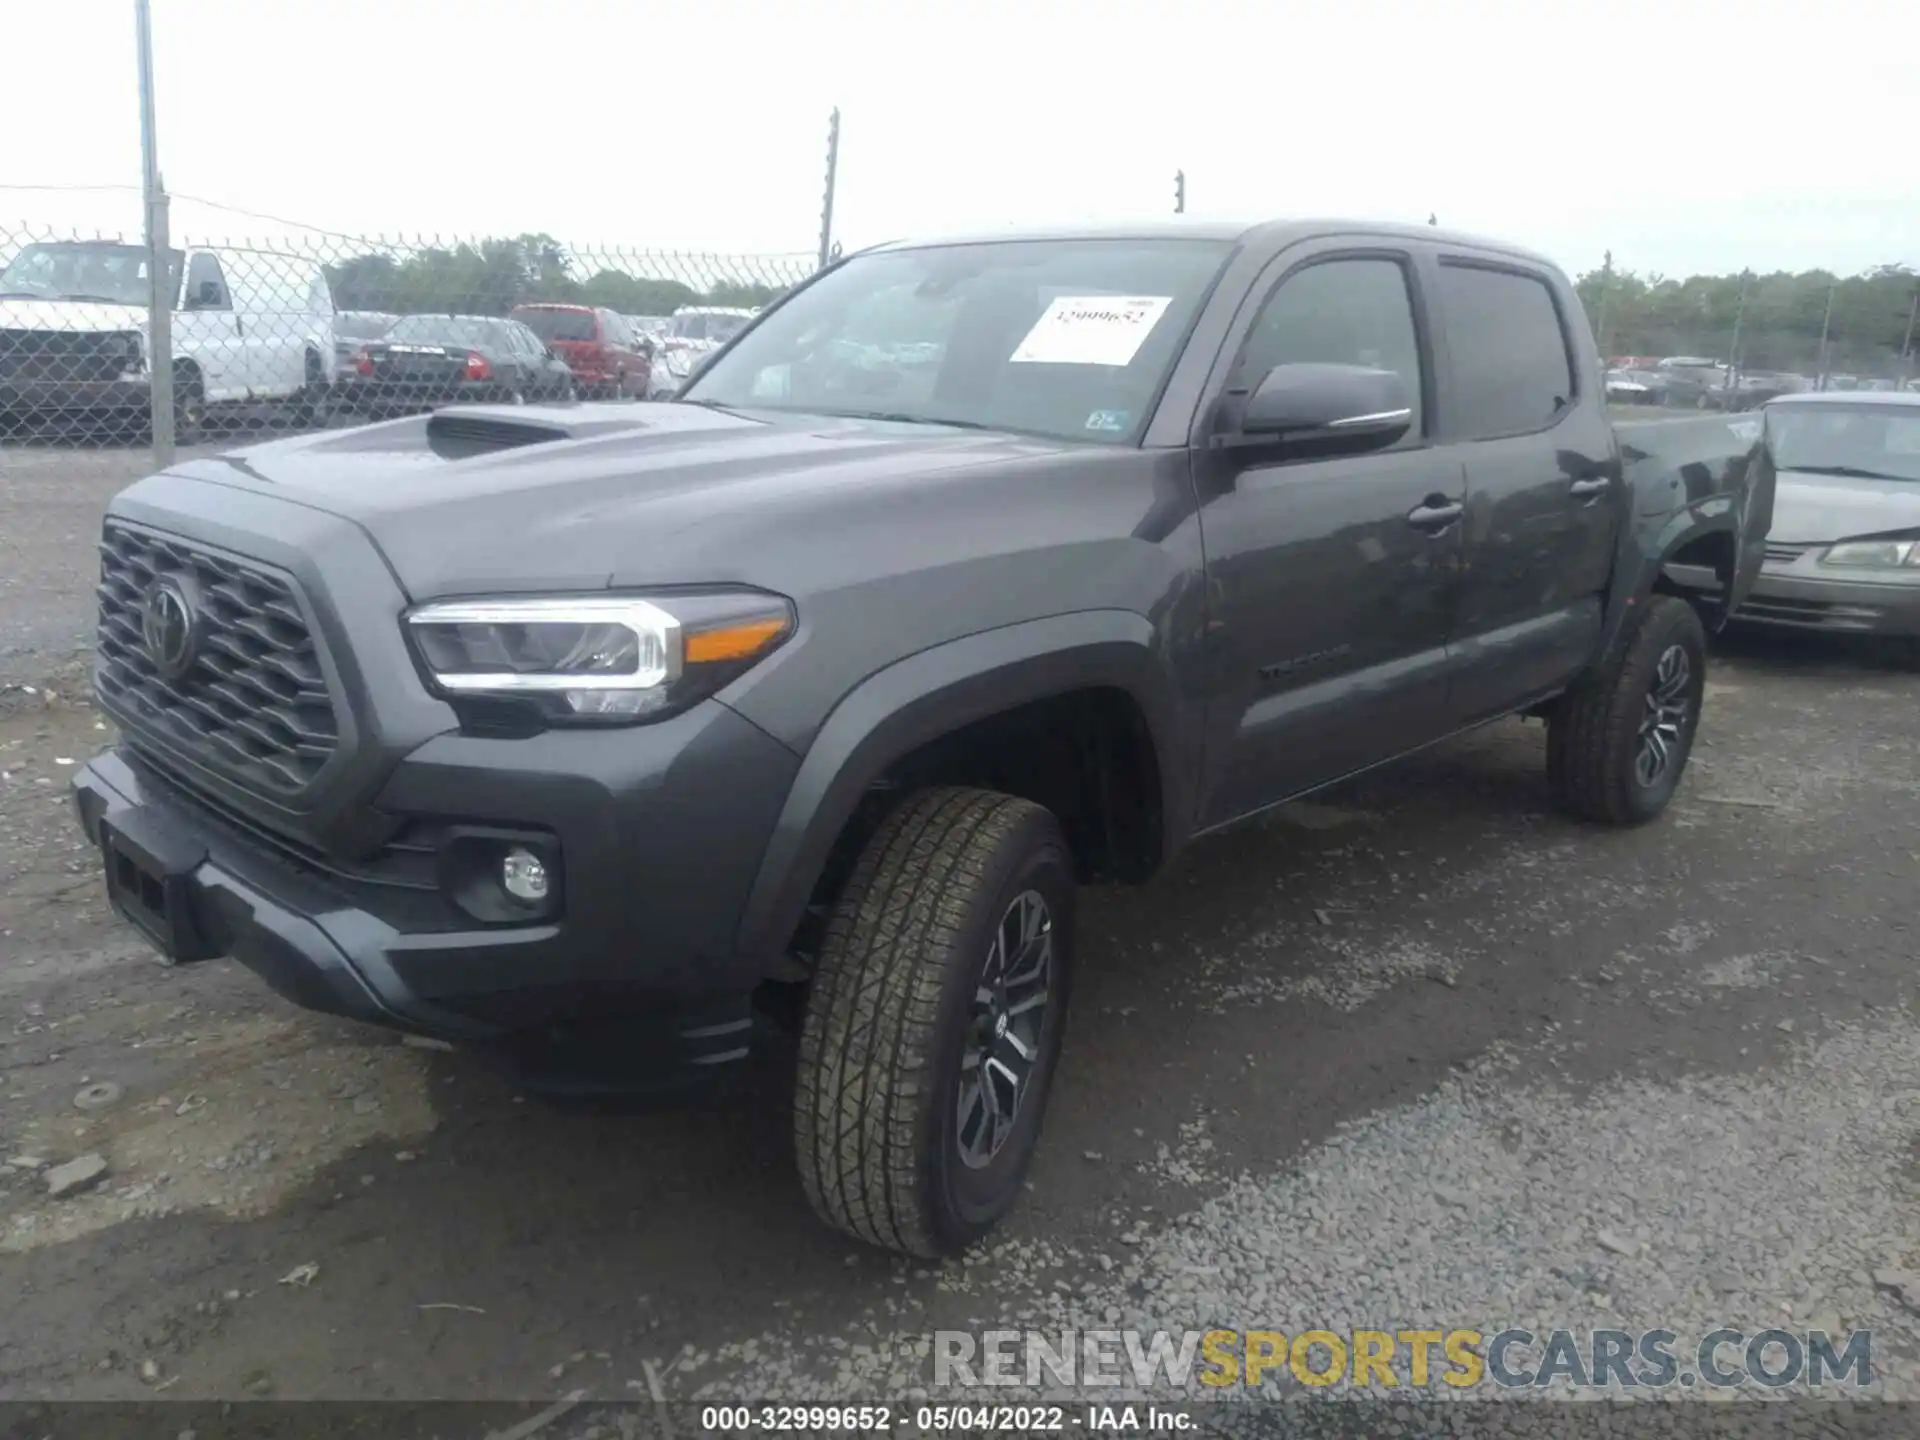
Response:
[[863, 217, 1562, 270], [1768, 389, 1920, 409]]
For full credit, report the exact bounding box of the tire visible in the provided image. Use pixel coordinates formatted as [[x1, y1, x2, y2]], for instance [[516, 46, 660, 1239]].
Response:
[[171, 364, 205, 445], [290, 351, 329, 430], [794, 787, 1076, 1257], [1547, 594, 1708, 825]]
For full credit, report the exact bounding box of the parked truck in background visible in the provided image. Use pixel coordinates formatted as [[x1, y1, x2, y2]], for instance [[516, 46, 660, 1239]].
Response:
[[0, 239, 337, 438], [72, 219, 1770, 1258]]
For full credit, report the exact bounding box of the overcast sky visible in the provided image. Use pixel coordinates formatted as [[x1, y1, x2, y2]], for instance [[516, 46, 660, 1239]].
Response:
[[4, 0, 1915, 281]]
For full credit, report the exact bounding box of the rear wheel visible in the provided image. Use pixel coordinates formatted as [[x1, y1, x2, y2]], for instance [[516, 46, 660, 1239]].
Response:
[[1547, 595, 1707, 824], [794, 787, 1075, 1257], [290, 350, 329, 429]]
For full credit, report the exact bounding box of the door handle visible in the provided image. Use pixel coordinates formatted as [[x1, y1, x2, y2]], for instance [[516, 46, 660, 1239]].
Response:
[[1569, 477, 1610, 499], [1406, 498, 1464, 532]]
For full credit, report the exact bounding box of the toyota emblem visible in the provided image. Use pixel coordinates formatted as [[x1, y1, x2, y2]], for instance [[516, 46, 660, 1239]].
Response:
[[142, 575, 199, 681]]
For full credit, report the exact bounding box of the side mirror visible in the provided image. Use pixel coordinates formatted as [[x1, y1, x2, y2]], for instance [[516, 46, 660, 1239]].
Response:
[[1239, 363, 1412, 451], [192, 280, 224, 308]]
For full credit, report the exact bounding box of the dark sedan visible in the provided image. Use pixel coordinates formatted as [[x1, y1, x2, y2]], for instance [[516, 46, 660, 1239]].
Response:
[[338, 314, 576, 417]]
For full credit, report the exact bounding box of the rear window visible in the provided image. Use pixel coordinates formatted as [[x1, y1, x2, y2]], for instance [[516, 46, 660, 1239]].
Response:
[[336, 313, 395, 340], [512, 307, 598, 343], [671, 312, 751, 343], [1433, 262, 1575, 438]]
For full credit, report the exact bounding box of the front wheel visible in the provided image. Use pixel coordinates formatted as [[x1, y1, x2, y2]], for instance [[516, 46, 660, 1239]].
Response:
[[794, 787, 1076, 1257], [1547, 595, 1707, 824]]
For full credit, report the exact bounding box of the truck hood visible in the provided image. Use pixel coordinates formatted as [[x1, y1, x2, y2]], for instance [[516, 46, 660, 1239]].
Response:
[[0, 297, 149, 332], [1769, 469, 1920, 544], [155, 402, 1079, 598]]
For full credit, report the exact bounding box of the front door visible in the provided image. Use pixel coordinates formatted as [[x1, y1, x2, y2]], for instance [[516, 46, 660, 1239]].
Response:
[[1193, 248, 1466, 826]]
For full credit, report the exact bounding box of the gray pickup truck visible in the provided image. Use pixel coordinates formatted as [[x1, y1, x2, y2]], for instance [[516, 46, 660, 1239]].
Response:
[[72, 219, 1770, 1257]]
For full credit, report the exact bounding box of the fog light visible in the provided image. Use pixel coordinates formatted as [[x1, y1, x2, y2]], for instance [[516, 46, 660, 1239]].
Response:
[[501, 846, 549, 903]]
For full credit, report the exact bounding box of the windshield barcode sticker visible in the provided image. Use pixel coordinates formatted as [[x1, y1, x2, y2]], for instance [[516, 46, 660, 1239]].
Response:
[[1010, 296, 1173, 367]]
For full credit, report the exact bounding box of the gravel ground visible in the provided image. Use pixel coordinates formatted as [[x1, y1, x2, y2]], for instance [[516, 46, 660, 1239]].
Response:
[[1, 433, 1917, 1428]]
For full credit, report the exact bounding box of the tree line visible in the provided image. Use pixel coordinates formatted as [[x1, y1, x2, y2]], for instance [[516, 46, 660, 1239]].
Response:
[[319, 232, 1918, 378], [1573, 259, 1918, 377], [324, 233, 800, 319]]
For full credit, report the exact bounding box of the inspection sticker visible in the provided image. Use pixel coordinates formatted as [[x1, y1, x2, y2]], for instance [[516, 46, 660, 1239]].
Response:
[[1010, 295, 1173, 367]]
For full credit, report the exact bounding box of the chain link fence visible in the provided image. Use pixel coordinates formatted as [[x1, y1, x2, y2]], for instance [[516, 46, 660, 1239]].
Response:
[[0, 219, 816, 455], [4, 214, 1915, 459]]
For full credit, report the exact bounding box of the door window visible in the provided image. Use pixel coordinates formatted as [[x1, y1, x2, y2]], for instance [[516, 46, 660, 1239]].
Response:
[[1434, 262, 1575, 438], [183, 253, 231, 310], [1233, 257, 1425, 440]]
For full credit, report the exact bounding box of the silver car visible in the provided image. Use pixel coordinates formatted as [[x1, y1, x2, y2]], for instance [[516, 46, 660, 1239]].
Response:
[[1670, 391, 1920, 657]]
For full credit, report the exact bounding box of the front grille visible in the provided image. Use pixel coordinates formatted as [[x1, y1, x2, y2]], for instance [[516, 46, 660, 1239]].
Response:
[[1763, 542, 1811, 564], [0, 327, 142, 384], [95, 522, 342, 795]]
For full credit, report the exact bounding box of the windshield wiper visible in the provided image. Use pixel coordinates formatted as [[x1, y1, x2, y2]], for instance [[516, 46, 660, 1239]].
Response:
[[53, 293, 133, 305], [0, 290, 48, 299], [673, 397, 749, 417], [809, 408, 998, 432], [1789, 463, 1909, 482]]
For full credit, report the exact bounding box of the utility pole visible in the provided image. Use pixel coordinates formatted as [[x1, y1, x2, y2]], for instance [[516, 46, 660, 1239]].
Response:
[[1724, 269, 1751, 399], [816, 107, 841, 272], [135, 0, 174, 465], [1815, 279, 1837, 390], [1900, 288, 1918, 389], [1173, 170, 1185, 215], [1594, 249, 1614, 360]]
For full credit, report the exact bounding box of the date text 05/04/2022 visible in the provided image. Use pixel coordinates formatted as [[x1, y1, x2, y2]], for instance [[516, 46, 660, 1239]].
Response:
[[698, 1403, 1193, 1432]]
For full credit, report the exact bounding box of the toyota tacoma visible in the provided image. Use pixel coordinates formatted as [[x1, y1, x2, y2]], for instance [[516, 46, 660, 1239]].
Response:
[[72, 220, 1771, 1257]]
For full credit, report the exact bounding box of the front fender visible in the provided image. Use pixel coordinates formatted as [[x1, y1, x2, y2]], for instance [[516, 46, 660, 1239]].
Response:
[[730, 610, 1186, 966]]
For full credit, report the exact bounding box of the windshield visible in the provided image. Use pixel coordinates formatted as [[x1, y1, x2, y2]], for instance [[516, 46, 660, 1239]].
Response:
[[1769, 403, 1920, 484], [682, 239, 1231, 442], [0, 242, 184, 306], [671, 312, 751, 343], [386, 315, 511, 349], [512, 307, 597, 342]]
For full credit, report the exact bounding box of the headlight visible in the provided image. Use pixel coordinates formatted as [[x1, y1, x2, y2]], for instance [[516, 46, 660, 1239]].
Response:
[[405, 590, 794, 728], [1819, 539, 1920, 569]]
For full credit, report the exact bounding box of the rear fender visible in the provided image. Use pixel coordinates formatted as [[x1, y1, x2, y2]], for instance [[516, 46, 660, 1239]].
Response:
[[1600, 416, 1768, 655], [730, 611, 1185, 967]]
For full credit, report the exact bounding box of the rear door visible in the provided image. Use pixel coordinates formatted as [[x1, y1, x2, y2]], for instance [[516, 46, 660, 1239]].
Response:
[[1191, 244, 1468, 824], [1430, 255, 1622, 721]]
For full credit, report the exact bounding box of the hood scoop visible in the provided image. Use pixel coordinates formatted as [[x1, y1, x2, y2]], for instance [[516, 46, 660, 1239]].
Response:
[[424, 405, 658, 460]]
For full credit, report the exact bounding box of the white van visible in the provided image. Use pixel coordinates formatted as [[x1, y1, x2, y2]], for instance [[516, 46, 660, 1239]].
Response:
[[0, 239, 337, 437]]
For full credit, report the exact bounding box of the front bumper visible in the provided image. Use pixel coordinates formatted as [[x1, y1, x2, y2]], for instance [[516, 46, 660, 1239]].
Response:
[[71, 695, 802, 1088], [0, 375, 149, 415], [1668, 562, 1920, 636]]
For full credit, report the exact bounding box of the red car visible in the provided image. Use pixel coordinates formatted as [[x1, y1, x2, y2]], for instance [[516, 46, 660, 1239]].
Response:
[[507, 303, 652, 400]]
